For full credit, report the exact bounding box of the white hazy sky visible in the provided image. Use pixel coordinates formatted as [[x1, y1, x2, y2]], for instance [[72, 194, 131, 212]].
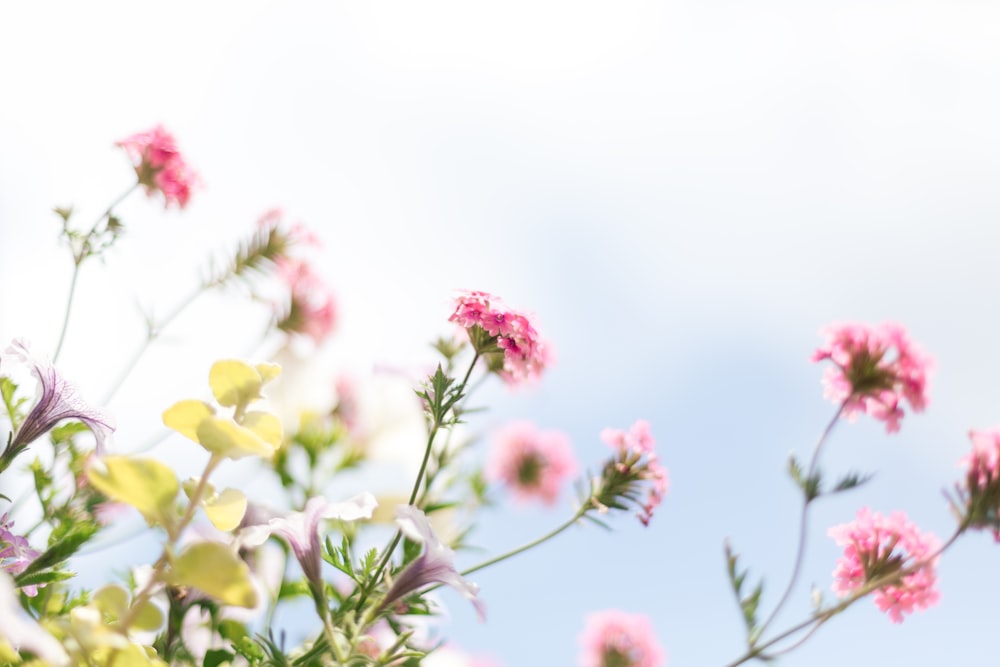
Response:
[[2, 2, 1000, 665]]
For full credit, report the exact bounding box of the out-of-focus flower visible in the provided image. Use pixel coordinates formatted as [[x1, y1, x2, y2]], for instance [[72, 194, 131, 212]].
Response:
[[449, 290, 550, 386], [578, 609, 665, 667], [0, 514, 40, 596], [2, 339, 114, 468], [275, 258, 338, 344], [116, 124, 199, 209], [240, 493, 376, 596], [0, 572, 70, 666], [486, 421, 578, 506], [955, 428, 1000, 538], [828, 507, 940, 623], [597, 420, 668, 526], [811, 322, 931, 433], [382, 505, 485, 621]]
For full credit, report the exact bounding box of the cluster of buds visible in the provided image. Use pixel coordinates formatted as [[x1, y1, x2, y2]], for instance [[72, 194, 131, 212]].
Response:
[[116, 125, 199, 209], [828, 508, 940, 623], [593, 420, 668, 527], [449, 290, 550, 385], [811, 322, 931, 433], [949, 428, 1000, 538]]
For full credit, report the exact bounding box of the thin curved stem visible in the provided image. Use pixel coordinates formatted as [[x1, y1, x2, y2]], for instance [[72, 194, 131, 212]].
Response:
[[52, 183, 139, 364], [462, 509, 585, 577], [102, 285, 205, 404], [755, 402, 846, 637], [725, 525, 963, 667]]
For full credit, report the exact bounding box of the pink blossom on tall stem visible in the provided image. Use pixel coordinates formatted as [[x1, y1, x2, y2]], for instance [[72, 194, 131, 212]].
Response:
[[0, 514, 40, 596], [115, 125, 199, 209], [486, 421, 578, 506], [828, 507, 940, 623], [449, 290, 551, 386], [599, 420, 668, 526], [811, 322, 932, 433], [1, 339, 114, 469], [578, 609, 666, 667], [275, 258, 338, 344]]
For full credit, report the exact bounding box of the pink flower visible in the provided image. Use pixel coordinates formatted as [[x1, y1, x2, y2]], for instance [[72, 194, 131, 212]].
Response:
[[578, 609, 666, 667], [1, 340, 114, 471], [828, 508, 940, 623], [275, 258, 338, 344], [449, 290, 551, 386], [599, 420, 668, 526], [811, 322, 932, 433], [116, 125, 199, 209], [486, 421, 578, 506], [0, 514, 40, 597]]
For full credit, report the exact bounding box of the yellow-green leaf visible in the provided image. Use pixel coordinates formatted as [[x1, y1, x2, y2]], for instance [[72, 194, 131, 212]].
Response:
[[242, 411, 283, 449], [171, 542, 258, 608], [93, 584, 128, 620], [196, 417, 274, 460], [209, 360, 262, 408], [255, 362, 281, 385], [87, 456, 178, 526], [131, 600, 164, 632], [203, 488, 248, 531], [163, 400, 214, 442]]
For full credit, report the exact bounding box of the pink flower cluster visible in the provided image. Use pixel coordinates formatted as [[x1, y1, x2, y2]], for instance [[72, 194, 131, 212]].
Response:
[[956, 428, 1000, 537], [116, 125, 199, 209], [601, 420, 669, 526], [449, 290, 550, 385], [828, 508, 940, 623], [578, 609, 665, 667], [486, 421, 578, 506], [275, 258, 337, 344], [811, 322, 931, 433]]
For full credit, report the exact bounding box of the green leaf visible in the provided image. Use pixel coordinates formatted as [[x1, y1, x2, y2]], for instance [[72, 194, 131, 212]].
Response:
[[787, 454, 821, 501], [19, 523, 98, 577], [209, 360, 263, 408], [831, 471, 874, 494], [724, 540, 765, 639], [204, 649, 235, 667]]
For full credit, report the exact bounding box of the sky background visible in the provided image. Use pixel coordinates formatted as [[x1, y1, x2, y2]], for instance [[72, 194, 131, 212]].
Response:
[[2, 1, 1000, 665]]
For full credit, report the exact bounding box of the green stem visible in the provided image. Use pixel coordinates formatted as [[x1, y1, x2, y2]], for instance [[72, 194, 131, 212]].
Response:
[[102, 285, 206, 404], [462, 508, 585, 577], [368, 351, 482, 597], [724, 525, 963, 666], [52, 183, 140, 364], [755, 402, 845, 638]]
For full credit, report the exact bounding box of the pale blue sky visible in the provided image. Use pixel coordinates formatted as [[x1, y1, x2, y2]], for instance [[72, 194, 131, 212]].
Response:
[[2, 2, 1000, 665]]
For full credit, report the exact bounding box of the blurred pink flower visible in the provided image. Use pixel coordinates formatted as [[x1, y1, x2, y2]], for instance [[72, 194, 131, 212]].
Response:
[[828, 507, 940, 623], [382, 505, 485, 621], [275, 258, 338, 344], [2, 339, 114, 469], [811, 322, 931, 433], [116, 124, 199, 208], [0, 514, 40, 596], [449, 290, 551, 386], [578, 609, 666, 667], [486, 421, 577, 506], [600, 420, 668, 526]]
